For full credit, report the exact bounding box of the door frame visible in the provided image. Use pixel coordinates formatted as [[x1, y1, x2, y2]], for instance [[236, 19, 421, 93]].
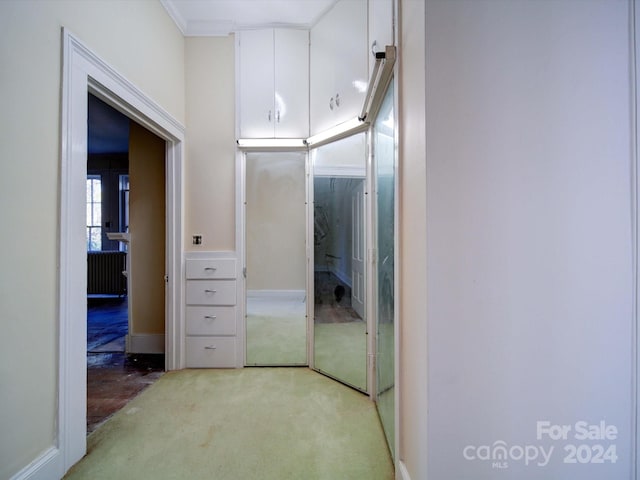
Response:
[[58, 28, 185, 475]]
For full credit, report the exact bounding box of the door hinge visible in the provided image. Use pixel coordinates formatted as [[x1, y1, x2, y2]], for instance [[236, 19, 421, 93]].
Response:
[[164, 274, 169, 283]]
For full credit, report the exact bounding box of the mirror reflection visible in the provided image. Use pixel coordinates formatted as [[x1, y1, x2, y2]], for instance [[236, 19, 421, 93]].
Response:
[[374, 80, 395, 456], [313, 134, 367, 391], [245, 152, 307, 365]]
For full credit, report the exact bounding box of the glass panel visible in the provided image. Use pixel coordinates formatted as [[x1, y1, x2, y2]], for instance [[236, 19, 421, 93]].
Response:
[[93, 204, 101, 226], [88, 227, 101, 251], [86, 176, 102, 251], [86, 179, 92, 203], [374, 80, 395, 457], [313, 133, 367, 392], [93, 178, 102, 203], [245, 152, 307, 365]]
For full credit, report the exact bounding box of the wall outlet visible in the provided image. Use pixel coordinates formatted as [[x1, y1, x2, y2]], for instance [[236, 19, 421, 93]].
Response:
[[192, 235, 202, 245]]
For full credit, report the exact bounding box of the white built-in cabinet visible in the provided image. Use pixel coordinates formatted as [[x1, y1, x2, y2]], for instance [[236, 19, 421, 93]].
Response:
[[185, 256, 239, 368], [238, 28, 309, 138], [368, 0, 394, 73], [309, 0, 368, 136]]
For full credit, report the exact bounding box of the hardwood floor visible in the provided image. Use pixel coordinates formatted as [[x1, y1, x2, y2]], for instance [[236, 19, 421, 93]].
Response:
[[87, 296, 164, 433]]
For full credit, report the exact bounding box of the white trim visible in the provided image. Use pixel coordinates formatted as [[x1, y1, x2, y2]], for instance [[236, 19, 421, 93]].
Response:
[[127, 334, 166, 354], [236, 149, 247, 368], [159, 0, 187, 36], [397, 460, 412, 480], [633, 2, 640, 478], [59, 28, 185, 476], [307, 155, 315, 370], [9, 447, 60, 480], [367, 117, 376, 402]]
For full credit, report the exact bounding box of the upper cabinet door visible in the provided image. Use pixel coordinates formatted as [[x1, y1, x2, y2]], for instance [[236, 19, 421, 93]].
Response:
[[274, 29, 309, 138], [310, 0, 368, 136], [238, 28, 309, 139], [368, 0, 394, 74], [239, 29, 275, 138]]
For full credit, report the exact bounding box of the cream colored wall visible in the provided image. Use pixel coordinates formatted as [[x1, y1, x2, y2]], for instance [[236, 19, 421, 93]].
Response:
[[185, 36, 236, 252], [0, 2, 184, 478], [129, 122, 166, 337], [397, 0, 429, 477]]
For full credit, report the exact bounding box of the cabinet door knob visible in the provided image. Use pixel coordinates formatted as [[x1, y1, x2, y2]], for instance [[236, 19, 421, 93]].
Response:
[[268, 110, 272, 122], [204, 315, 217, 320], [204, 267, 217, 271], [276, 110, 280, 123], [335, 93, 340, 108], [204, 289, 217, 293], [329, 97, 334, 111], [371, 40, 378, 56], [204, 345, 217, 350]]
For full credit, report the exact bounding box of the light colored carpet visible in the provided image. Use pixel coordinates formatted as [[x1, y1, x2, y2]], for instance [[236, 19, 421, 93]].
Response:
[[64, 368, 394, 480], [314, 322, 367, 391], [246, 294, 307, 365]]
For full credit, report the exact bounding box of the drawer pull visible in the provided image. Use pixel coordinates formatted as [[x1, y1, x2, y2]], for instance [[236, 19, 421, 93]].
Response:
[[204, 315, 217, 320], [204, 289, 217, 293], [204, 345, 217, 350], [204, 267, 217, 271]]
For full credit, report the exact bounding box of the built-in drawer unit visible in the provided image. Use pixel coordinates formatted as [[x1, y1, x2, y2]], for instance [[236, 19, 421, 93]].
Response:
[[186, 336, 237, 368], [186, 306, 236, 336], [186, 280, 236, 306], [186, 258, 236, 279], [185, 253, 239, 368]]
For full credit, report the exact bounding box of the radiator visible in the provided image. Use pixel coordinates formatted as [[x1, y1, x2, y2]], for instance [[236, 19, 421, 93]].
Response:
[[87, 251, 127, 295]]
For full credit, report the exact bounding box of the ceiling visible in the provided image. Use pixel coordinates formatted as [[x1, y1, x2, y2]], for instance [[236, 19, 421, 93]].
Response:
[[88, 94, 130, 155], [160, 0, 337, 36]]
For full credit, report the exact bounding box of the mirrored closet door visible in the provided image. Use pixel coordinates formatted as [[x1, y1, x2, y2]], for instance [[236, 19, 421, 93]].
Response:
[[312, 134, 368, 392], [245, 152, 308, 365], [373, 80, 396, 456]]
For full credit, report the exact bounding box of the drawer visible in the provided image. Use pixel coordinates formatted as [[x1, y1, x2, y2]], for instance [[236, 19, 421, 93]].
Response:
[[186, 258, 236, 279], [186, 336, 237, 368], [186, 306, 236, 336], [186, 280, 236, 305]]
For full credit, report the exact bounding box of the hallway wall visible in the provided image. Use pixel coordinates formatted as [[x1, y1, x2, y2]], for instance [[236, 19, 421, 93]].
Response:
[[0, 2, 184, 478], [185, 36, 236, 252], [400, 1, 634, 479], [129, 122, 166, 347]]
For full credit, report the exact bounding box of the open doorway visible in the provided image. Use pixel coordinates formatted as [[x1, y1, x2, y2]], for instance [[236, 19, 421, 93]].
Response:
[[60, 30, 184, 470], [85, 94, 165, 433]]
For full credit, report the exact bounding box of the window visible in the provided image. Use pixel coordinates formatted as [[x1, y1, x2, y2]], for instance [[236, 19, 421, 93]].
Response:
[[87, 175, 102, 251]]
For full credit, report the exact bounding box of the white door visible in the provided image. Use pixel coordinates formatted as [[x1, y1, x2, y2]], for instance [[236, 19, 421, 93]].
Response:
[[351, 180, 365, 318]]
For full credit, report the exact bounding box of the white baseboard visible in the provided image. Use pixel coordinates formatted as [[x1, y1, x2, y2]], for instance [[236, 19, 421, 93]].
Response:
[[397, 461, 411, 480], [126, 334, 165, 354], [9, 447, 61, 480]]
